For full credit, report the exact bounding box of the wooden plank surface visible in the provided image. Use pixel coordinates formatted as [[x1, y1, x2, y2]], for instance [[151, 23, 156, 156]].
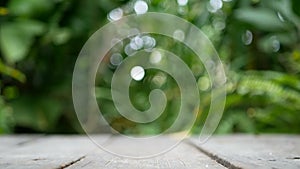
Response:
[[0, 135, 43, 153], [0, 135, 100, 169], [0, 134, 299, 169], [68, 136, 225, 169], [190, 135, 300, 169], [0, 135, 224, 169]]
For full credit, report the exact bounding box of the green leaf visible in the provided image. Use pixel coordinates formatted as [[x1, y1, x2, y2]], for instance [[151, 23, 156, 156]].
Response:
[[234, 8, 288, 31], [0, 97, 14, 133], [262, 0, 300, 27], [0, 60, 26, 83], [18, 20, 46, 36], [52, 28, 72, 45], [8, 0, 54, 17], [0, 20, 45, 63], [0, 24, 32, 63]]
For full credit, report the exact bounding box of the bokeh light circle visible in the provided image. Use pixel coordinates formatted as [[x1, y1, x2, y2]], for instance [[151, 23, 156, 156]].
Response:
[[72, 12, 226, 158]]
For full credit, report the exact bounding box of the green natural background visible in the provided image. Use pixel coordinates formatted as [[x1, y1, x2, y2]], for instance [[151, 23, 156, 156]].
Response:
[[0, 0, 299, 134]]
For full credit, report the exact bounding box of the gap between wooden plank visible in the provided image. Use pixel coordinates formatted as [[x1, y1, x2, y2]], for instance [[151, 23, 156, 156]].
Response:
[[54, 135, 116, 169], [0, 135, 103, 169], [66, 135, 226, 169], [56, 156, 86, 169], [188, 135, 300, 169], [186, 140, 242, 169]]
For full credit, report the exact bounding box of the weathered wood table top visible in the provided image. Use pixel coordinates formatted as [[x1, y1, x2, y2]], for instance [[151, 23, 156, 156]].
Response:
[[0, 134, 299, 169]]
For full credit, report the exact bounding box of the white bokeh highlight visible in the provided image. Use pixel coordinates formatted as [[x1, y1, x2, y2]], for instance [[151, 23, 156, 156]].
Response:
[[130, 66, 145, 81], [134, 1, 148, 14]]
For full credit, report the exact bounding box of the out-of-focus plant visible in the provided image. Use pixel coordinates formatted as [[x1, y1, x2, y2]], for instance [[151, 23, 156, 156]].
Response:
[[191, 0, 300, 134], [0, 0, 130, 133], [0, 96, 14, 133], [216, 70, 300, 134], [0, 0, 299, 134], [0, 59, 23, 133]]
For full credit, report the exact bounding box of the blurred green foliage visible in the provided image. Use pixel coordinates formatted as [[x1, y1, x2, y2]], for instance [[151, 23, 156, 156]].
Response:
[[0, 0, 299, 134]]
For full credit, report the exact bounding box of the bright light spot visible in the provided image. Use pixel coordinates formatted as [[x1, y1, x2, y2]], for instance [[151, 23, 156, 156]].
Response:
[[130, 66, 145, 81], [125, 44, 136, 56], [142, 35, 156, 51], [134, 36, 143, 46], [198, 76, 210, 91], [110, 53, 123, 66], [242, 30, 253, 45], [130, 36, 143, 50], [277, 12, 285, 22], [177, 0, 188, 6], [150, 50, 162, 64], [134, 0, 148, 14], [210, 0, 223, 9], [173, 29, 185, 41], [207, 0, 223, 13], [108, 8, 123, 21], [271, 36, 280, 52]]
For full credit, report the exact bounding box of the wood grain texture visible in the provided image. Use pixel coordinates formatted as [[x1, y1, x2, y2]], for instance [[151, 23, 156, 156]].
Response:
[[190, 134, 300, 169], [1, 134, 299, 169], [0, 135, 102, 169], [68, 136, 225, 169], [0, 135, 43, 153]]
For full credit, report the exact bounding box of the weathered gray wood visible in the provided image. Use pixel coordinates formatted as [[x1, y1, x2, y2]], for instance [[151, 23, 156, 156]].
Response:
[[0, 135, 43, 153], [0, 135, 224, 169], [68, 136, 225, 169], [0, 135, 106, 169], [1, 134, 299, 169], [190, 134, 300, 169]]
